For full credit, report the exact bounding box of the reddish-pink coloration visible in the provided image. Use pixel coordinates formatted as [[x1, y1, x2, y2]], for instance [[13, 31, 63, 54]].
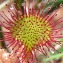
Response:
[[0, 0, 63, 63]]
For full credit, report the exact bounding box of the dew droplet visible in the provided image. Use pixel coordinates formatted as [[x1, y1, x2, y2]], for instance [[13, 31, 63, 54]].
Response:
[[50, 48, 55, 54], [10, 4, 14, 10], [48, 7, 51, 11], [17, 52, 20, 55], [60, 3, 63, 7]]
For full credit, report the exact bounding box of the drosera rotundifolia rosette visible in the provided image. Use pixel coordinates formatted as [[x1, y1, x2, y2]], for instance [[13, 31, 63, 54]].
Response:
[[0, 0, 63, 63]]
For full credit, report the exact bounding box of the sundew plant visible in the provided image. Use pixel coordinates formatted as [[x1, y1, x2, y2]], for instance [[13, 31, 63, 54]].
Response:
[[0, 0, 63, 63]]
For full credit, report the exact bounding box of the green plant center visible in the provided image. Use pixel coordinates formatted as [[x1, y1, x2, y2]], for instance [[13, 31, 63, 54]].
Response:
[[11, 15, 51, 51]]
